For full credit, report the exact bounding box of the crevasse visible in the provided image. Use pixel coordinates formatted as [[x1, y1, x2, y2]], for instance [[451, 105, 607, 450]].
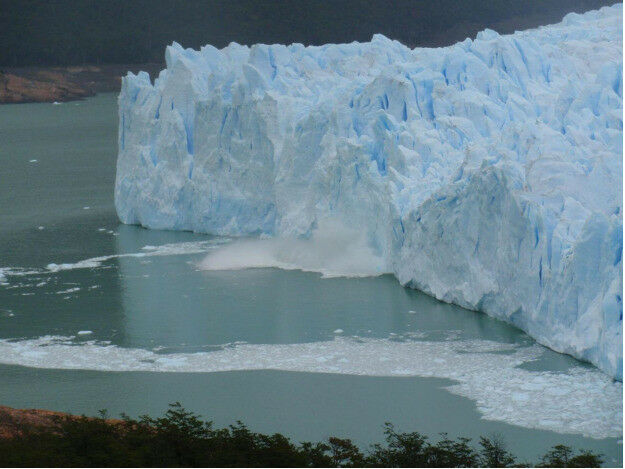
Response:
[[115, 5, 623, 379]]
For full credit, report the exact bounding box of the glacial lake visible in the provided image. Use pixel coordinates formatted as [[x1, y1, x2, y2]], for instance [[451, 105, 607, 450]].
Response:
[[0, 94, 621, 465]]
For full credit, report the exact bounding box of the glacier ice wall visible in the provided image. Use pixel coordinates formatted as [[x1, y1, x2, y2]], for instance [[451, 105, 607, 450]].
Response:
[[115, 5, 623, 379]]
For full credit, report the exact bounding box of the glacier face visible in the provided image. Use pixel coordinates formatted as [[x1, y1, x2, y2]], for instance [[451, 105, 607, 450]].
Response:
[[115, 5, 623, 379]]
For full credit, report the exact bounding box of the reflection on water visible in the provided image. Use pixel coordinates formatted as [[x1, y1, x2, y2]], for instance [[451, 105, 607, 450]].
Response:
[[1, 221, 532, 350], [115, 224, 532, 349]]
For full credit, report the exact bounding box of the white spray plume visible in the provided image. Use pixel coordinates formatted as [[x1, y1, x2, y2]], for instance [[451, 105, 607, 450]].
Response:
[[199, 219, 388, 278]]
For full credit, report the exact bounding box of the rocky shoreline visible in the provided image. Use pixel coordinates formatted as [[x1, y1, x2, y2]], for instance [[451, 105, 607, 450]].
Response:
[[0, 406, 120, 438], [0, 63, 162, 104]]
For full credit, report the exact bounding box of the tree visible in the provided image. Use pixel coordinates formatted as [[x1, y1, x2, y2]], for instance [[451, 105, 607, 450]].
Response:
[[479, 434, 516, 467], [368, 422, 430, 467], [567, 450, 604, 468], [327, 437, 365, 467], [425, 433, 479, 467], [539, 444, 604, 468]]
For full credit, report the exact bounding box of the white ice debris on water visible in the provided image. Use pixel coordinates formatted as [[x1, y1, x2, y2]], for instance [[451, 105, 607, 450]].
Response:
[[55, 287, 80, 294], [43, 239, 225, 273], [115, 6, 623, 378], [0, 240, 226, 291], [0, 334, 620, 439]]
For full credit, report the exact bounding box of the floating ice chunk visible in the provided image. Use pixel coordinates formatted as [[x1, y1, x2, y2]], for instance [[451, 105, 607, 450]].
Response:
[[77, 330, 93, 335], [333, 329, 344, 334], [56, 287, 80, 294], [48, 260, 102, 272]]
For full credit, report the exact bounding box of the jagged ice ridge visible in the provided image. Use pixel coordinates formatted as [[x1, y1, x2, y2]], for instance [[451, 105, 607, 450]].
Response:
[[115, 5, 623, 379]]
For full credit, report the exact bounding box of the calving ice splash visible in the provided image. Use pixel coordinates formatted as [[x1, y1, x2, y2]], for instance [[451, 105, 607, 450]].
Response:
[[115, 6, 623, 378], [200, 219, 387, 278]]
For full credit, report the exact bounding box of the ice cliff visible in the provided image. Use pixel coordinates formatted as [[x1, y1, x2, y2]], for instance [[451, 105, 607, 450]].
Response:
[[115, 5, 623, 379]]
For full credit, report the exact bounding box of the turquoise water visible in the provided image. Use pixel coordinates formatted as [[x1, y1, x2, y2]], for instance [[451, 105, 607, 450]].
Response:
[[0, 94, 621, 465]]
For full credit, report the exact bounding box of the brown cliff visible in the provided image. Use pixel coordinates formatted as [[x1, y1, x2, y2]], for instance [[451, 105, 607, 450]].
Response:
[[0, 63, 162, 104], [0, 406, 121, 438]]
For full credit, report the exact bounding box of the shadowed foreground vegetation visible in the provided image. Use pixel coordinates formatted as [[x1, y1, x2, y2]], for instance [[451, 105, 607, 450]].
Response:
[[0, 403, 603, 467]]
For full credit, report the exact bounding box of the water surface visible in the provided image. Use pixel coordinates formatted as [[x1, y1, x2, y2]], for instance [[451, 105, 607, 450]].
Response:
[[0, 94, 621, 465]]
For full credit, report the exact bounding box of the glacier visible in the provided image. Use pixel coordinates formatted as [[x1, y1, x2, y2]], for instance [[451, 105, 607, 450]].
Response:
[[115, 5, 623, 379]]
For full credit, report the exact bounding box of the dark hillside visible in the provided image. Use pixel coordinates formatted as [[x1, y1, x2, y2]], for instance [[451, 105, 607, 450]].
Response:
[[0, 0, 616, 67]]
